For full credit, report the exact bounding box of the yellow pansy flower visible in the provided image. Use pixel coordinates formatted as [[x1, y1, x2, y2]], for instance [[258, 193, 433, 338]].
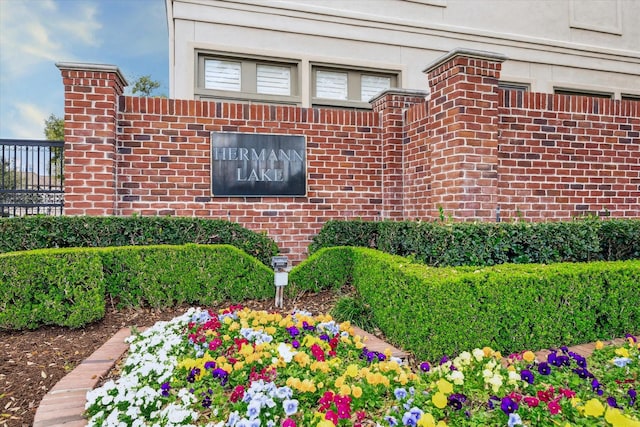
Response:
[[335, 376, 345, 388], [436, 378, 453, 394], [605, 407, 640, 427], [482, 347, 494, 357], [317, 421, 334, 427], [522, 351, 535, 362], [233, 361, 245, 371], [265, 326, 276, 335], [432, 392, 447, 409], [417, 413, 437, 427], [584, 399, 605, 417], [339, 384, 351, 396], [352, 385, 362, 398], [310, 361, 330, 374], [595, 340, 604, 350], [615, 347, 630, 358], [294, 352, 310, 367], [346, 364, 359, 377]]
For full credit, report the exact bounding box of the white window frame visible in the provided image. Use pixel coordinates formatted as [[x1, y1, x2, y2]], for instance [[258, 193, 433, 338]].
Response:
[[196, 51, 301, 104]]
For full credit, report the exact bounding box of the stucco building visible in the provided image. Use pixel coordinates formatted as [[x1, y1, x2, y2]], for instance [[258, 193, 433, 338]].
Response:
[[166, 0, 640, 107]]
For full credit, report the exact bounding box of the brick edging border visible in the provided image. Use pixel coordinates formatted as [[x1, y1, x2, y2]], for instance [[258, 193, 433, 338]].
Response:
[[33, 328, 133, 427]]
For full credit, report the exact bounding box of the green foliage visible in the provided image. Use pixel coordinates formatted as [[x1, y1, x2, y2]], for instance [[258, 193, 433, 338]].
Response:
[[44, 113, 64, 140], [100, 244, 274, 308], [292, 247, 640, 361], [311, 218, 640, 265], [330, 295, 377, 334], [0, 244, 274, 330], [308, 220, 378, 254], [131, 75, 162, 97], [0, 249, 105, 330], [287, 246, 354, 296], [0, 216, 278, 266]]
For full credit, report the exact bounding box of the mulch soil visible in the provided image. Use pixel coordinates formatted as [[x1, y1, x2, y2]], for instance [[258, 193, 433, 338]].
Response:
[[0, 289, 345, 427]]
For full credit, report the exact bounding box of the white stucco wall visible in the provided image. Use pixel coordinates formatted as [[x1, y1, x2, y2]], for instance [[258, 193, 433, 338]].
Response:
[[167, 0, 640, 104]]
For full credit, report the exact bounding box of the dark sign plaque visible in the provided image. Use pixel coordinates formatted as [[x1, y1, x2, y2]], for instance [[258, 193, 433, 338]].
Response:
[[211, 132, 306, 196]]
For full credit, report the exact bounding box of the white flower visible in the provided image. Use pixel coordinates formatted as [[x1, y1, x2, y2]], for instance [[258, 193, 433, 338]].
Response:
[[507, 370, 521, 386], [487, 374, 503, 393], [278, 342, 296, 363], [472, 348, 485, 362], [447, 370, 465, 385]]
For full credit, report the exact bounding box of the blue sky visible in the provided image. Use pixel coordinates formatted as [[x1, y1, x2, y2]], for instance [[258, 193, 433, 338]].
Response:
[[0, 0, 168, 140]]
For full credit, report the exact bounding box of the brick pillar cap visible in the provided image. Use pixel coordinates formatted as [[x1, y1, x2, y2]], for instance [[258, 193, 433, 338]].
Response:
[[55, 62, 128, 86], [422, 48, 508, 74], [369, 88, 430, 104]]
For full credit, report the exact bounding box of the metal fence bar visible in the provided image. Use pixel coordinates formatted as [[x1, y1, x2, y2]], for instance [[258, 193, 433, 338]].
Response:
[[0, 139, 64, 217]]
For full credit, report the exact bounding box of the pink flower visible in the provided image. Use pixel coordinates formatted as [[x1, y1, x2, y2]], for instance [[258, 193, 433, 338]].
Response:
[[282, 418, 296, 427]]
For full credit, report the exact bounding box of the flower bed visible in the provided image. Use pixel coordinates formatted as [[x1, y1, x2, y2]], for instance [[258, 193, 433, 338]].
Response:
[[85, 307, 640, 426]]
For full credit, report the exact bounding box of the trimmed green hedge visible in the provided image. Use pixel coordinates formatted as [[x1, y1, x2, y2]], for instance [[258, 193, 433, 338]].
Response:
[[290, 247, 640, 361], [0, 244, 274, 330], [310, 218, 640, 266], [0, 216, 278, 265], [0, 249, 105, 330]]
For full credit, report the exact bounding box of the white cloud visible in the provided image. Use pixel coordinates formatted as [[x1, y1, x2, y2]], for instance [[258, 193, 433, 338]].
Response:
[[0, 0, 101, 80], [3, 103, 50, 140]]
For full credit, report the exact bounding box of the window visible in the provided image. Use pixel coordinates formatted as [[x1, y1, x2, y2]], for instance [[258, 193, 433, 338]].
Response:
[[554, 88, 612, 99], [498, 82, 530, 92], [622, 93, 640, 101], [197, 52, 300, 104], [312, 66, 398, 108]]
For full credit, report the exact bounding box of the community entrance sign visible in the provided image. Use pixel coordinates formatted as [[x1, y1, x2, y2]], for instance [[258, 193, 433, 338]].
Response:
[[211, 132, 306, 196]]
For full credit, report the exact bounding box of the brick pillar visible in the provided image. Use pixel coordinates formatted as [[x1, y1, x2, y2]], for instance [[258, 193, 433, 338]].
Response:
[[56, 63, 127, 215], [424, 48, 507, 220], [371, 89, 428, 219]]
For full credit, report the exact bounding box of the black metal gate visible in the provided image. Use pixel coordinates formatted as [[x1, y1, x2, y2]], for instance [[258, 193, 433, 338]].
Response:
[[0, 139, 64, 217]]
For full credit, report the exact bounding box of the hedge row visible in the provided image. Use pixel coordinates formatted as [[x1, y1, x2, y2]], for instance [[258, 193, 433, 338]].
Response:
[[289, 247, 640, 361], [0, 244, 274, 330], [309, 218, 640, 266], [0, 216, 278, 265]]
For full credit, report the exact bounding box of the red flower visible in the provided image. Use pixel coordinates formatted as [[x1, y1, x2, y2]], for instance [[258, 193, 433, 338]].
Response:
[[559, 388, 575, 399], [547, 400, 561, 415], [523, 396, 540, 407], [329, 337, 339, 351], [318, 391, 334, 411], [337, 402, 351, 419], [356, 411, 366, 421], [325, 410, 339, 425], [209, 338, 222, 351], [282, 418, 296, 427], [537, 387, 555, 403], [311, 344, 326, 361], [507, 391, 523, 403], [334, 394, 352, 406], [230, 385, 245, 402]]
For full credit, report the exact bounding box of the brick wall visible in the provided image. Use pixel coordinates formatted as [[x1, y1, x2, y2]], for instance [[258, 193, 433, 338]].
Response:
[[498, 91, 640, 219], [57, 50, 639, 262]]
